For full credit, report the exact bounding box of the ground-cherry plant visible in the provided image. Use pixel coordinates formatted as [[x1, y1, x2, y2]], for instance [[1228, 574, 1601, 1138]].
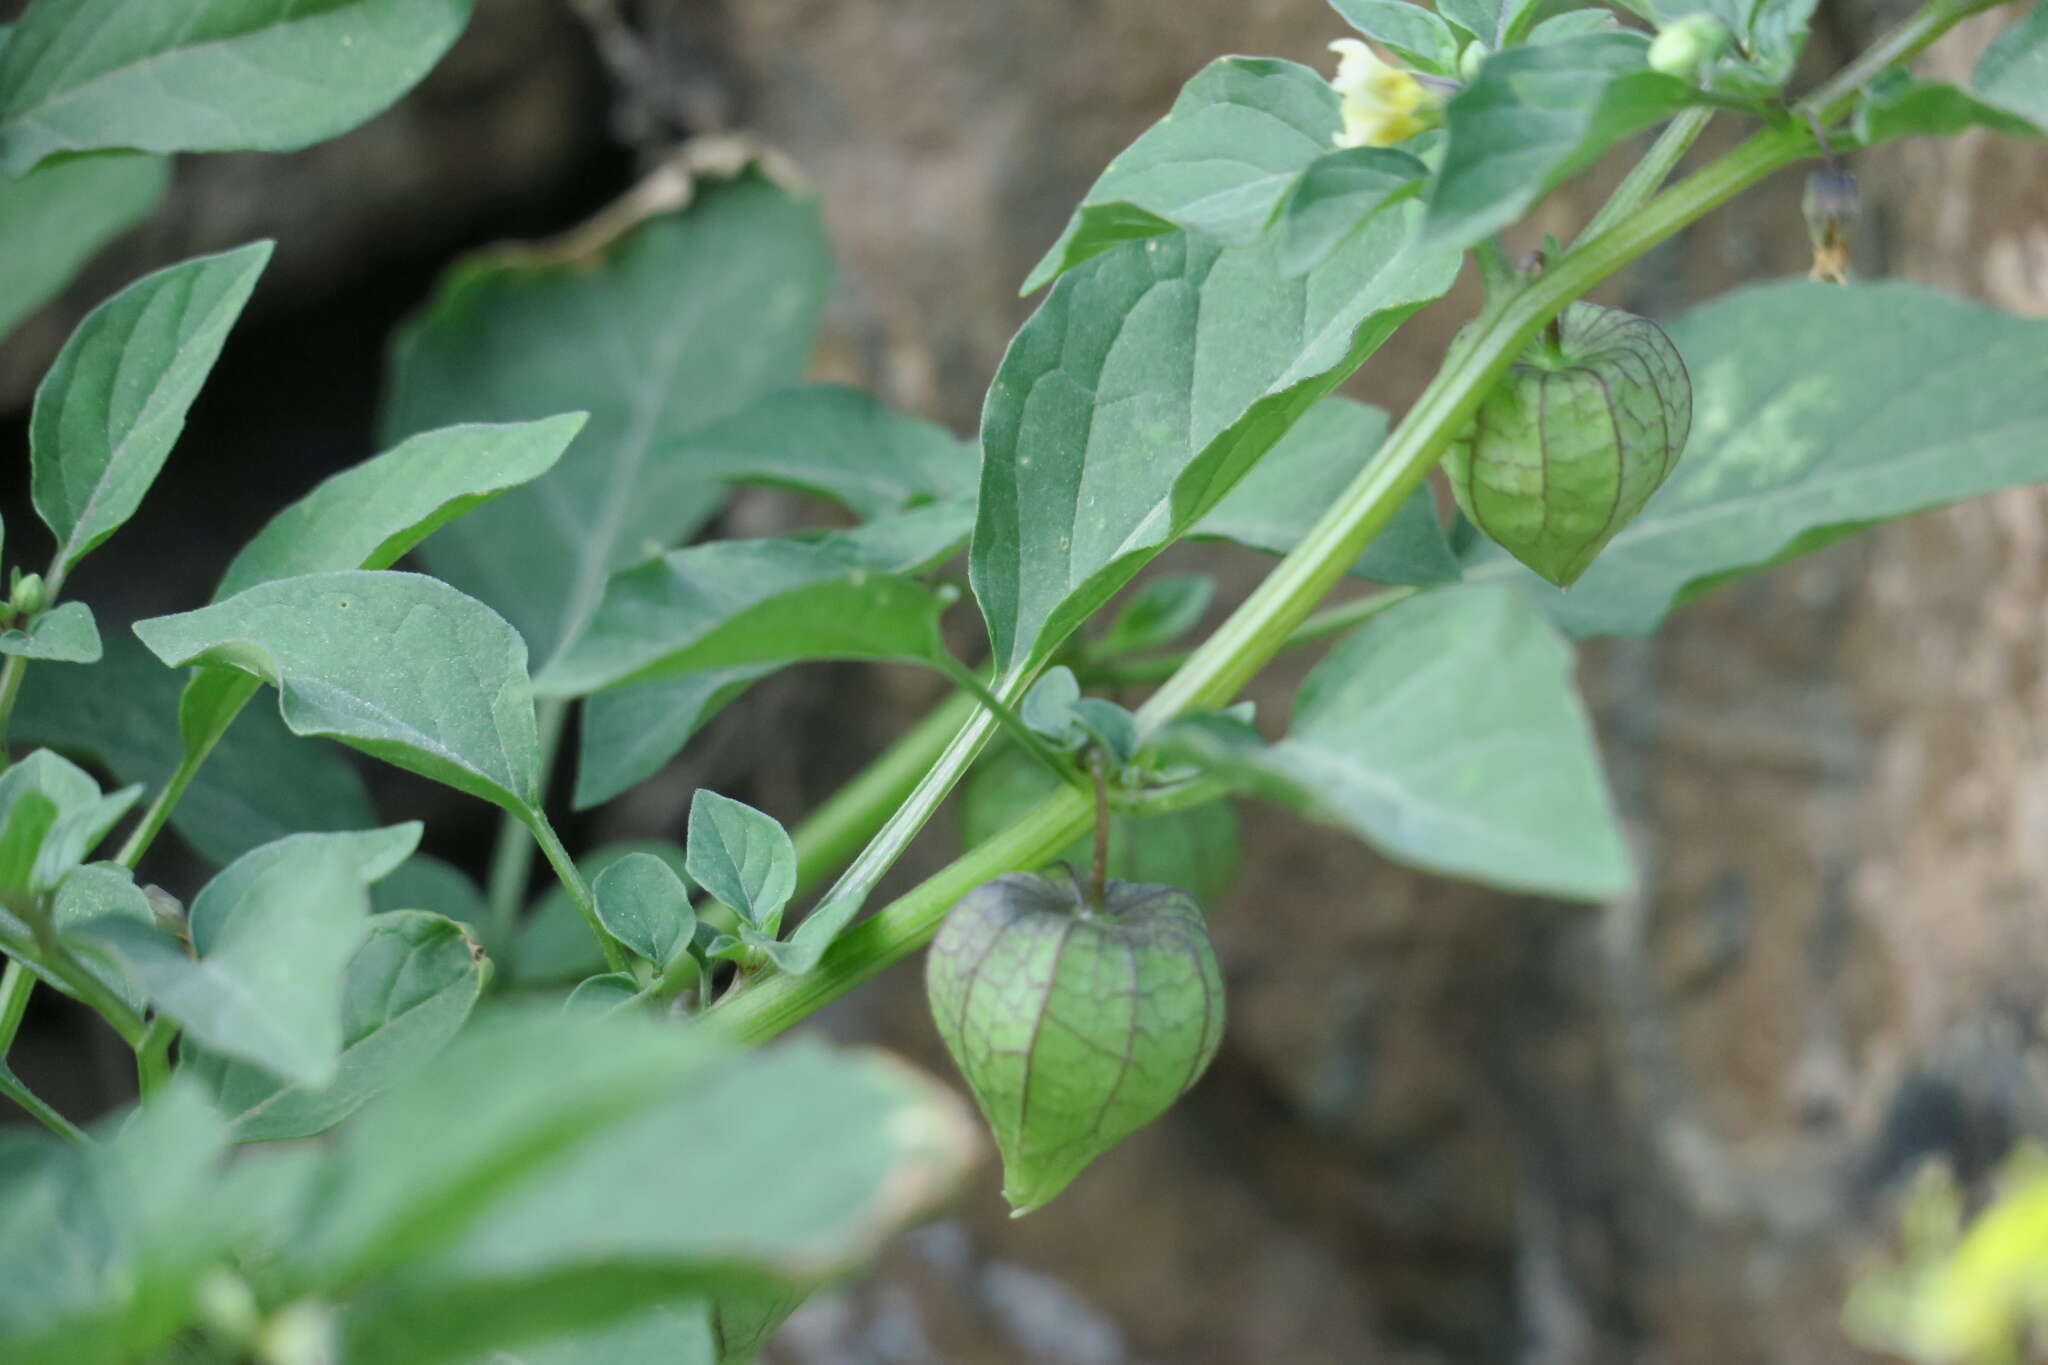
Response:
[[1, 0, 2046, 1360]]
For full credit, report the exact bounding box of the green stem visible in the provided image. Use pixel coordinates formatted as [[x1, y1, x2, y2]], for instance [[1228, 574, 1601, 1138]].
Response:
[[112, 683, 257, 870], [0, 1060, 85, 1143], [1796, 0, 2003, 123], [135, 1015, 176, 1097], [0, 654, 27, 751], [933, 656, 1075, 787], [0, 959, 33, 1057], [708, 126, 1810, 1046], [526, 810, 628, 973], [0, 921, 146, 1048], [1577, 106, 1713, 247], [486, 699, 568, 952], [1080, 588, 1416, 687]]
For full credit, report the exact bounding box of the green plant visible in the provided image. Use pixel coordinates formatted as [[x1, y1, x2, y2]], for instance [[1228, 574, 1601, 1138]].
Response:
[[0, 0, 2045, 1359]]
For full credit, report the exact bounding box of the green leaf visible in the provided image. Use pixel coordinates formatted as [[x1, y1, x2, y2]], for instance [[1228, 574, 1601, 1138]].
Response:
[[1193, 396, 1460, 587], [1272, 146, 1428, 277], [133, 571, 543, 818], [1023, 57, 1342, 293], [215, 416, 586, 601], [30, 242, 271, 579], [337, 1037, 975, 1365], [1437, 0, 1548, 46], [1853, 71, 2044, 145], [685, 791, 795, 934], [976, 203, 1461, 674], [572, 665, 768, 811], [1020, 666, 1084, 744], [1421, 34, 1698, 252], [677, 384, 978, 518], [0, 600, 100, 662], [0, 749, 139, 894], [0, 151, 167, 342], [75, 826, 421, 1085], [0, 0, 475, 175], [48, 862, 155, 1012], [962, 744, 1243, 905], [11, 633, 375, 865], [381, 174, 832, 662], [1098, 574, 1215, 655], [1463, 281, 2048, 636], [1171, 587, 1631, 899], [1072, 698, 1140, 766], [371, 854, 487, 929], [592, 852, 695, 971], [186, 909, 485, 1142], [514, 843, 688, 985], [1527, 9, 1624, 42], [1328, 0, 1462, 73], [449, 1303, 717, 1365], [562, 972, 641, 1015], [535, 503, 969, 698], [1976, 0, 2048, 130]]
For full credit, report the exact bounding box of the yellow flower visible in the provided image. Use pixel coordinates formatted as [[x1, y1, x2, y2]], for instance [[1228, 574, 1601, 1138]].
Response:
[[1328, 38, 1437, 149]]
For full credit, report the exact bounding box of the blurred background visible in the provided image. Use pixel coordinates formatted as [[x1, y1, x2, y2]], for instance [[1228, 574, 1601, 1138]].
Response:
[[4, 1, 2048, 1361]]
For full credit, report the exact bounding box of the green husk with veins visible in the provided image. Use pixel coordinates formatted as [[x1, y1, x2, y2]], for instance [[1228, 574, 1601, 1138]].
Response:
[[1443, 301, 1692, 587], [925, 872, 1225, 1216]]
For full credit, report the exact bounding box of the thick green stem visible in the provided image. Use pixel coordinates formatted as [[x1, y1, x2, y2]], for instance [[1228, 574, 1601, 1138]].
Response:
[[526, 810, 628, 973], [0, 1060, 85, 1142], [708, 126, 1810, 1045], [0, 654, 27, 750], [1080, 588, 1417, 687], [0, 959, 33, 1057], [1577, 106, 1713, 247], [933, 656, 1075, 786], [135, 1015, 176, 1097], [486, 699, 568, 951]]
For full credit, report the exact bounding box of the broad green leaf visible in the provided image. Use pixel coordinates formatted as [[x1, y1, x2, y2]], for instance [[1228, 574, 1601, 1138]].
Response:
[[1272, 146, 1428, 277], [11, 632, 375, 865], [133, 571, 543, 818], [0, 600, 100, 662], [592, 852, 695, 971], [47, 862, 155, 1012], [186, 909, 485, 1142], [1193, 396, 1460, 587], [30, 242, 270, 579], [1098, 574, 1214, 655], [1528, 9, 1624, 42], [685, 791, 795, 934], [340, 1039, 975, 1365], [1464, 281, 2048, 636], [1421, 34, 1698, 251], [0, 0, 474, 175], [975, 203, 1461, 674], [381, 174, 832, 662], [1023, 57, 1342, 293], [0, 748, 139, 894], [215, 416, 586, 600], [1976, 0, 2048, 130], [677, 384, 978, 518], [0, 151, 166, 341], [1328, 0, 1462, 73], [371, 854, 487, 929], [1853, 71, 2043, 145], [186, 824, 419, 953], [535, 503, 969, 698], [962, 744, 1242, 904], [1437, 0, 1548, 46], [515, 842, 689, 985], [1172, 587, 1629, 899], [72, 829, 413, 1085], [572, 665, 768, 811], [455, 1303, 717, 1365]]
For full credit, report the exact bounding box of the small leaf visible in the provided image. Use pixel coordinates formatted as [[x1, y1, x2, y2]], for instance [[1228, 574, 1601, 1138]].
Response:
[[592, 853, 695, 972], [765, 893, 865, 976], [1528, 8, 1623, 41], [381, 173, 831, 663], [48, 862, 156, 1012], [1071, 698, 1140, 767], [1098, 574, 1215, 655], [1272, 146, 1428, 278], [0, 601, 100, 662], [1193, 396, 1460, 587], [0, 0, 475, 175], [562, 973, 641, 1016], [572, 665, 768, 811], [215, 416, 586, 601], [1975, 0, 2048, 131], [0, 749, 139, 894], [1023, 57, 1342, 292], [1019, 667, 1083, 745], [535, 505, 969, 698], [685, 791, 796, 934], [514, 843, 688, 986], [1852, 71, 2044, 145], [1328, 0, 1462, 73], [133, 572, 543, 819], [186, 909, 486, 1142], [0, 151, 167, 342], [1170, 587, 1631, 900], [30, 242, 271, 579], [1422, 34, 1698, 252], [677, 384, 978, 518]]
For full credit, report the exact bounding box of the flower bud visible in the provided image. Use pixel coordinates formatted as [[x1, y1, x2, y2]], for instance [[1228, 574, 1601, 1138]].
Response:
[[926, 872, 1224, 1215], [1443, 302, 1692, 587], [8, 570, 44, 618], [1328, 38, 1440, 148], [1647, 13, 1730, 80], [1458, 40, 1487, 84]]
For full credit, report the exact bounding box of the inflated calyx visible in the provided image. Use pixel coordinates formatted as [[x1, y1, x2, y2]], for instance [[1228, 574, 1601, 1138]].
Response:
[[1443, 301, 1692, 587], [925, 871, 1224, 1216]]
